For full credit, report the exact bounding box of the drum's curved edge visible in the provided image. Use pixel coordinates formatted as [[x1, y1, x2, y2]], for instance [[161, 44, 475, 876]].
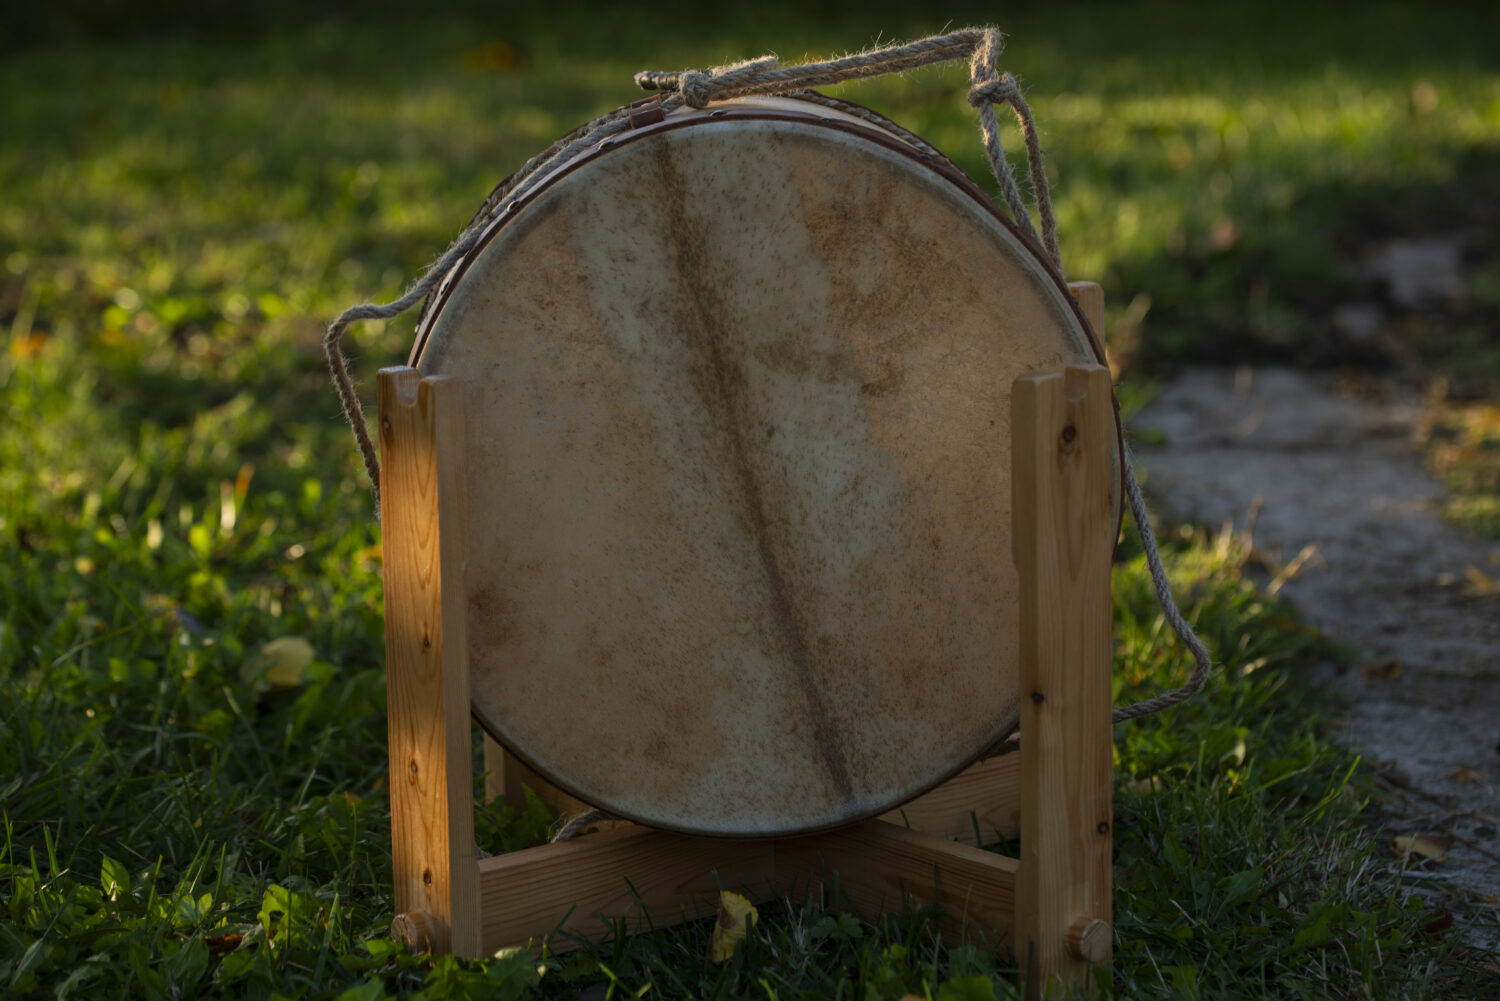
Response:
[[414, 98, 1121, 837], [471, 699, 1020, 839]]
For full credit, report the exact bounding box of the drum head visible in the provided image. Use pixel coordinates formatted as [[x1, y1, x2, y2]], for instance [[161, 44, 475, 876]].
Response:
[[412, 97, 1115, 836]]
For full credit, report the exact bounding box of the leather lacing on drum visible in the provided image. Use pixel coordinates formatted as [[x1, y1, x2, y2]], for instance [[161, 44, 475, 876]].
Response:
[[320, 27, 1215, 838]]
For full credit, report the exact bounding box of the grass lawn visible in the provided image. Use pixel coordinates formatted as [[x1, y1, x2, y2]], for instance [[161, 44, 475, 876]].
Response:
[[3, 2, 1499, 997]]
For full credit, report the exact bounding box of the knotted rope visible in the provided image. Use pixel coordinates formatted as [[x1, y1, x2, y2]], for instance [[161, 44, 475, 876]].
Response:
[[324, 30, 1216, 824]]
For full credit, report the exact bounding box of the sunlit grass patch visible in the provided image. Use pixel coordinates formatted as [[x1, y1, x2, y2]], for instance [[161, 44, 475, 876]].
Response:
[[1424, 399, 1500, 540]]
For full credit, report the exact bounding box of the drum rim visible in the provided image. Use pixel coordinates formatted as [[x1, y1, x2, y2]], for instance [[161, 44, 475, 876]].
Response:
[[410, 97, 1126, 836]]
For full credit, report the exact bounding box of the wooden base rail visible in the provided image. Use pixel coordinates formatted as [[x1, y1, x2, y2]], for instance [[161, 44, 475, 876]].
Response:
[[465, 818, 1019, 955]]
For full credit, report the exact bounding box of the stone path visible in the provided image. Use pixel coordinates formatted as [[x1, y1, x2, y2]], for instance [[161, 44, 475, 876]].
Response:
[[1135, 366, 1500, 950]]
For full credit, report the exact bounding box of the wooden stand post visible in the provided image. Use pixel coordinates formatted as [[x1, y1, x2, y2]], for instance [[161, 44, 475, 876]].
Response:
[[379, 283, 1115, 994], [1014, 363, 1116, 991], [378, 370, 481, 957]]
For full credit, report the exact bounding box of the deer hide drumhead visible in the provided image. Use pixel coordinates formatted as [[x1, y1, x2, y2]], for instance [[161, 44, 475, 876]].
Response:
[[411, 96, 1115, 837]]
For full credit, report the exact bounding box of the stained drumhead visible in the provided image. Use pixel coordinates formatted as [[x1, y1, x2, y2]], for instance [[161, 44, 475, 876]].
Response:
[[413, 97, 1115, 836]]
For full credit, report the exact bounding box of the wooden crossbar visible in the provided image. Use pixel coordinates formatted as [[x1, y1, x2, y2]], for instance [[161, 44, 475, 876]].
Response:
[[475, 819, 1019, 954], [477, 825, 777, 952]]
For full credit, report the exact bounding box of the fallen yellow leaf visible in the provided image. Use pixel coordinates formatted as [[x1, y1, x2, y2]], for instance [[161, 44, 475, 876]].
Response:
[[1464, 565, 1499, 597], [1391, 833, 1453, 862], [1225, 738, 1247, 766], [710, 890, 758, 963], [1451, 766, 1484, 784], [9, 332, 47, 359], [1363, 659, 1402, 681], [261, 636, 315, 689], [1127, 776, 1164, 796], [205, 932, 243, 955]]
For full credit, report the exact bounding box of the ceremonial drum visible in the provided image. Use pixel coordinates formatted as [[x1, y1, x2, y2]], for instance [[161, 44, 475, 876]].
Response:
[[410, 95, 1117, 837]]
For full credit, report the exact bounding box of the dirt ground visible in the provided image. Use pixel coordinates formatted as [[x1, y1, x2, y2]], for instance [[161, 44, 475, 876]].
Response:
[[1136, 366, 1500, 952]]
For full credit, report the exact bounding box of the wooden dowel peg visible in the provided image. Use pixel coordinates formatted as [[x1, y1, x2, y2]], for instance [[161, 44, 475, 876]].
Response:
[[392, 911, 435, 952], [1067, 917, 1110, 964]]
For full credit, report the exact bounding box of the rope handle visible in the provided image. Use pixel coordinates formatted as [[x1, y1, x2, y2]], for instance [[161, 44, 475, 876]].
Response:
[[324, 27, 1214, 746]]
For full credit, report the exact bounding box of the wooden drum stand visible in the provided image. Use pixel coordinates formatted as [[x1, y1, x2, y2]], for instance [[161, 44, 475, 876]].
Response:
[[379, 288, 1116, 994]]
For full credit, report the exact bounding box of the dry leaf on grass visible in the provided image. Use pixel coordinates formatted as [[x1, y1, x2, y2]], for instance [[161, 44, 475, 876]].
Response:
[[710, 890, 758, 962], [1391, 832, 1453, 862], [1464, 564, 1500, 597], [205, 933, 243, 955], [260, 636, 315, 689], [1363, 659, 1402, 680], [1422, 910, 1454, 937], [1450, 765, 1485, 783], [10, 332, 48, 359], [1128, 776, 1165, 796]]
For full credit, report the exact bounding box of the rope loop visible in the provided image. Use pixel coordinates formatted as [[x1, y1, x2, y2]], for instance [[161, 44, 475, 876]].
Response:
[[324, 27, 1217, 729]]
